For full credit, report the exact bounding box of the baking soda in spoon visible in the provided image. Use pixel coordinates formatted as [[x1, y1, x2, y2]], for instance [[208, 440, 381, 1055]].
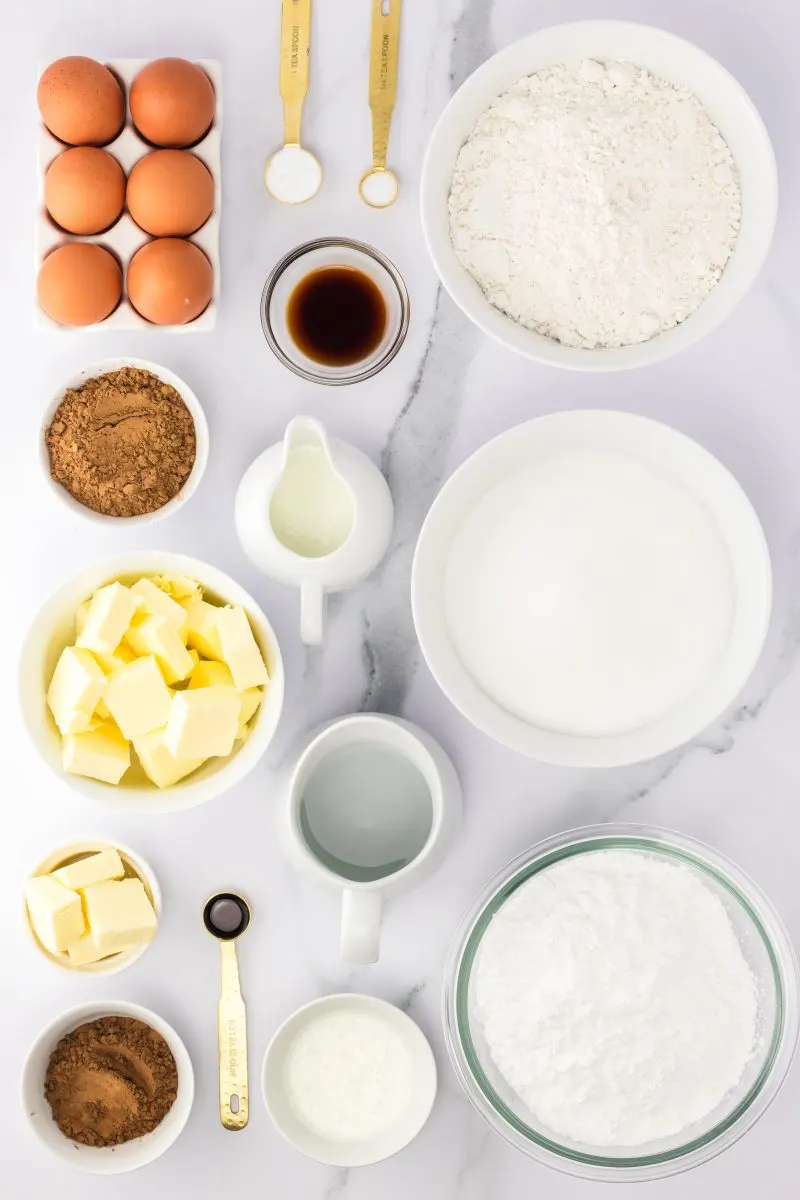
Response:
[[265, 0, 322, 203]]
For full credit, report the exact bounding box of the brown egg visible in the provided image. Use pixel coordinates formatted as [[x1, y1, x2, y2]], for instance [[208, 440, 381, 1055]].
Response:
[[37, 243, 122, 326], [45, 148, 125, 235], [127, 150, 214, 236], [130, 59, 215, 148], [127, 238, 213, 325], [38, 56, 125, 146]]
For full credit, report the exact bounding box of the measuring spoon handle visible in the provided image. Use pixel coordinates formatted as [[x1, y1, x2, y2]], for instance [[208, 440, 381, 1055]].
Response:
[[280, 0, 313, 146], [219, 940, 249, 1130], [369, 0, 402, 168]]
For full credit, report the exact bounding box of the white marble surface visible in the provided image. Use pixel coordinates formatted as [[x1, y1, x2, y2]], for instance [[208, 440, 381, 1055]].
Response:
[[2, 0, 799, 1195]]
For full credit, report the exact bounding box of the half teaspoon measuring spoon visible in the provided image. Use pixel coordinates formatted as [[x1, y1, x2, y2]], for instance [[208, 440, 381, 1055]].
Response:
[[203, 892, 251, 1130], [359, 0, 402, 208], [265, 0, 322, 203]]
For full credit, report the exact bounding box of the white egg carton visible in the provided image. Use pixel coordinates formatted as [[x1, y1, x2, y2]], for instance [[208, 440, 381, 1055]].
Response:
[[35, 58, 221, 332]]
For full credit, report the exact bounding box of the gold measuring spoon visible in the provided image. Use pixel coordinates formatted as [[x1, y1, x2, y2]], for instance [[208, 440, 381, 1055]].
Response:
[[204, 892, 251, 1130], [265, 0, 322, 203], [359, 0, 402, 208]]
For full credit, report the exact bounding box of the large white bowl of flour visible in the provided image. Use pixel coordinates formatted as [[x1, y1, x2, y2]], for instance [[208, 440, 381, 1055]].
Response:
[[411, 411, 770, 766], [421, 21, 777, 370]]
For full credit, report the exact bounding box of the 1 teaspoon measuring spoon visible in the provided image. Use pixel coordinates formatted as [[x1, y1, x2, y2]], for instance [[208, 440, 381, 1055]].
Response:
[[203, 892, 251, 1130], [359, 0, 402, 208], [265, 0, 322, 204]]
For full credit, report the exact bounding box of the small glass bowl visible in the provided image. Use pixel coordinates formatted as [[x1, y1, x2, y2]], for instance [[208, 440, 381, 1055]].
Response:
[[260, 237, 410, 385], [443, 823, 800, 1183]]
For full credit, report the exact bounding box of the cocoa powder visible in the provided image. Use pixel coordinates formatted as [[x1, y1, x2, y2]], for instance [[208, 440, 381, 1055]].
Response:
[[45, 366, 197, 518], [44, 1015, 179, 1147]]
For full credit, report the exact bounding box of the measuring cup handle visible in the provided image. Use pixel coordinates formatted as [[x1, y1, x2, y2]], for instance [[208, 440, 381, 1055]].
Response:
[[341, 890, 382, 964], [300, 581, 325, 645]]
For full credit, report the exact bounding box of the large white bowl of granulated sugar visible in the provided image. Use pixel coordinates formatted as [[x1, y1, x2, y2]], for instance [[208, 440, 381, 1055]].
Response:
[[412, 411, 771, 767], [421, 21, 777, 370]]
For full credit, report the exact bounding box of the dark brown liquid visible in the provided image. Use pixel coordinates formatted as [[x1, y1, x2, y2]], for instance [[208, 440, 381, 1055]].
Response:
[[287, 266, 387, 367]]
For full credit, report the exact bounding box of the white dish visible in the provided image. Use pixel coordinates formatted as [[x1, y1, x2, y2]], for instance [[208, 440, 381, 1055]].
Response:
[[22, 999, 194, 1173], [19, 551, 284, 812], [24, 839, 161, 976], [412, 411, 771, 767], [36, 58, 221, 332], [40, 357, 209, 526], [420, 21, 777, 371], [262, 993, 437, 1166]]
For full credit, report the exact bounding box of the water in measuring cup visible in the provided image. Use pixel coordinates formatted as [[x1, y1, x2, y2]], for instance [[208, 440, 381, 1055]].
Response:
[[270, 442, 355, 558], [299, 744, 433, 883]]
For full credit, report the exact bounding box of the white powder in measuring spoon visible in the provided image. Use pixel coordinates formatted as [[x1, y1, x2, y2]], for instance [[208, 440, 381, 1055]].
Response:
[[475, 850, 758, 1147], [444, 450, 734, 736], [283, 1008, 413, 1141]]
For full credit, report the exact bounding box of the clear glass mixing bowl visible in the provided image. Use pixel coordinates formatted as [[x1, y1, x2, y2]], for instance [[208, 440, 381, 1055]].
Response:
[[443, 824, 799, 1182]]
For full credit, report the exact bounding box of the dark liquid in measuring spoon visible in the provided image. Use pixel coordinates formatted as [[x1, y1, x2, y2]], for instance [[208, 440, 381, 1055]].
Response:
[[287, 266, 387, 367]]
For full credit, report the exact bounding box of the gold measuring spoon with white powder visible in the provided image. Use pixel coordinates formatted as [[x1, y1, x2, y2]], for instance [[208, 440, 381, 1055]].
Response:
[[359, 0, 402, 208], [265, 0, 322, 203]]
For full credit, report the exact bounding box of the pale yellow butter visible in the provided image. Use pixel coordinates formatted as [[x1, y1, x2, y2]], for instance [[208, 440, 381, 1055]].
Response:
[[125, 614, 194, 684], [62, 721, 131, 784], [215, 606, 269, 690], [47, 646, 107, 735], [152, 573, 203, 604], [76, 582, 139, 655], [104, 656, 173, 739], [81, 878, 157, 956], [26, 875, 85, 954], [239, 687, 263, 725], [93, 642, 136, 674], [134, 726, 207, 787], [164, 686, 240, 758], [52, 849, 125, 891], [189, 661, 263, 726], [131, 578, 189, 637], [75, 599, 91, 637], [182, 598, 224, 660], [66, 931, 121, 966]]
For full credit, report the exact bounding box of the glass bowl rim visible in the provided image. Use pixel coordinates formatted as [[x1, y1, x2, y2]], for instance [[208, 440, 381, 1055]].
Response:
[[443, 822, 800, 1182]]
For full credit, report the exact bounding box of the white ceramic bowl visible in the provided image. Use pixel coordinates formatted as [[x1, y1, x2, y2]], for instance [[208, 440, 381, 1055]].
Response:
[[421, 20, 778, 371], [262, 993, 437, 1166], [22, 999, 194, 1174], [19, 551, 284, 813], [412, 411, 771, 767], [40, 357, 209, 526], [24, 839, 161, 976]]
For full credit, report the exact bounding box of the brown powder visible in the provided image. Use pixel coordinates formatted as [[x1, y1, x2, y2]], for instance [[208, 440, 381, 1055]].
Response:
[[44, 1015, 179, 1147], [45, 366, 197, 518]]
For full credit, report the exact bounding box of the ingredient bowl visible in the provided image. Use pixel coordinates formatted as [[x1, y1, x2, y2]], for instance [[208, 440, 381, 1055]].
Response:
[[444, 824, 799, 1182], [420, 20, 777, 371], [40, 357, 209, 526], [22, 999, 194, 1174], [19, 551, 284, 813]]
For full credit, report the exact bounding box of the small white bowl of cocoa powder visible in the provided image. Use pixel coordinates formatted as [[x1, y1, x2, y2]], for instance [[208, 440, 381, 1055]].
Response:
[[40, 357, 209, 525]]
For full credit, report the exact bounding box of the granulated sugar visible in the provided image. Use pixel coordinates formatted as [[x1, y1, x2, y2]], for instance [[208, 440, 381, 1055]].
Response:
[[475, 850, 758, 1147], [449, 60, 741, 348]]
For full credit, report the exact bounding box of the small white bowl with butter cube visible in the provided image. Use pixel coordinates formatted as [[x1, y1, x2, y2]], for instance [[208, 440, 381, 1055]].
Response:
[[24, 841, 160, 975], [20, 552, 284, 813]]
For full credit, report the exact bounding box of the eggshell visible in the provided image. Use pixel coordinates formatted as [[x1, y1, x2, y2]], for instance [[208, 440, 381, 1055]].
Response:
[[130, 59, 215, 148], [38, 57, 125, 147], [37, 243, 122, 326], [127, 150, 214, 236], [127, 238, 213, 325], [45, 147, 126, 235]]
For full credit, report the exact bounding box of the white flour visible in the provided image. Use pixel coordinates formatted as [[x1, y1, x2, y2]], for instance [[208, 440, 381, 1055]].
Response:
[[449, 61, 741, 348], [475, 850, 758, 1147]]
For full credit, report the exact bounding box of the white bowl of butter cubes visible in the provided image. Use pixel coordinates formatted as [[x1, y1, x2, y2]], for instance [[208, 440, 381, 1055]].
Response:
[[19, 551, 284, 812]]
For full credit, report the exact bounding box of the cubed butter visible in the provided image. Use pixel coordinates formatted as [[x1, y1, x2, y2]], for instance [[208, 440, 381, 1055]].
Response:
[[182, 598, 224, 660], [76, 582, 138, 655], [75, 599, 91, 637], [93, 642, 136, 674], [239, 687, 263, 725], [125, 614, 195, 684], [134, 726, 207, 787], [47, 646, 107, 735], [25, 875, 84, 954], [215, 606, 269, 690], [52, 849, 125, 891], [154, 573, 203, 604], [164, 686, 240, 758], [131, 578, 189, 636], [67, 932, 120, 966], [62, 721, 131, 784], [81, 878, 157, 956], [189, 662, 262, 726], [104, 656, 172, 739], [95, 698, 111, 720]]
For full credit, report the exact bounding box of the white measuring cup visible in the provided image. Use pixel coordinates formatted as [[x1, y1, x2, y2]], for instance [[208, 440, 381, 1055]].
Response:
[[280, 714, 462, 963], [235, 416, 393, 645]]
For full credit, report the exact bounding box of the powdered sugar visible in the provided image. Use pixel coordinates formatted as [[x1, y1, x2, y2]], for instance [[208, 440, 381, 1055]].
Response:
[[475, 849, 758, 1147], [449, 61, 741, 349]]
